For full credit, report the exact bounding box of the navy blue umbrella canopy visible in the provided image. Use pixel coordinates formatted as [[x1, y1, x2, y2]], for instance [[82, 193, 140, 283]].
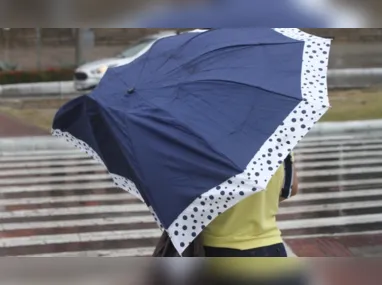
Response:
[[52, 28, 332, 254]]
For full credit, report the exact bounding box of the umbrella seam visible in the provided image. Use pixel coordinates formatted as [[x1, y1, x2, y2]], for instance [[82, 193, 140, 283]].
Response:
[[152, 41, 301, 79], [143, 79, 303, 103], [123, 96, 244, 173]]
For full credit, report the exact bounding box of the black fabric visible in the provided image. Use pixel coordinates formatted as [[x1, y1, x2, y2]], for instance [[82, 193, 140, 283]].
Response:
[[152, 231, 205, 257], [204, 243, 287, 257], [281, 154, 293, 199]]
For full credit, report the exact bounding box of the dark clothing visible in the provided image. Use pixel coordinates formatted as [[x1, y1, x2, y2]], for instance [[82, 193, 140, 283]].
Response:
[[153, 231, 205, 257], [204, 242, 287, 257]]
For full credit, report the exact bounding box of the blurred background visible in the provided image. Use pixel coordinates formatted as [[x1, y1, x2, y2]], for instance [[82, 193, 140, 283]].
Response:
[[0, 0, 381, 27], [0, 28, 382, 258]]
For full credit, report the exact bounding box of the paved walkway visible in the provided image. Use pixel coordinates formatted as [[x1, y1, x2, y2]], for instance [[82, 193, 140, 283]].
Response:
[[0, 112, 48, 137]]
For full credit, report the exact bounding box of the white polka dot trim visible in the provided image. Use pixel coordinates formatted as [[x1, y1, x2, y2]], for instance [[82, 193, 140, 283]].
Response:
[[51, 129, 145, 204], [167, 28, 332, 255]]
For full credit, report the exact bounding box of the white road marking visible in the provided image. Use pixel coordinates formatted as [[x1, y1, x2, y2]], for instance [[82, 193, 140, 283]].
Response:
[[0, 154, 86, 162], [0, 193, 136, 206], [278, 213, 382, 230], [299, 178, 382, 189], [0, 215, 154, 231], [299, 166, 382, 177], [297, 144, 382, 154], [0, 204, 147, 219], [298, 137, 382, 147], [0, 159, 98, 169], [296, 158, 382, 168], [0, 174, 111, 185], [296, 150, 382, 160], [278, 200, 382, 215], [0, 182, 114, 193], [0, 165, 106, 177], [21, 247, 155, 257], [287, 188, 382, 201], [0, 228, 161, 247], [284, 230, 382, 240]]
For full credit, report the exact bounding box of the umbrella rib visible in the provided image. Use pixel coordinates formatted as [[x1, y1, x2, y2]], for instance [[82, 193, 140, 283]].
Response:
[[154, 78, 303, 103]]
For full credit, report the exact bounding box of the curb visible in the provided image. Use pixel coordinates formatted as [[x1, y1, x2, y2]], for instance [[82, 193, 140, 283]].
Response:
[[0, 68, 381, 97], [0, 81, 78, 97], [0, 119, 381, 152], [308, 119, 382, 135], [0, 136, 68, 152]]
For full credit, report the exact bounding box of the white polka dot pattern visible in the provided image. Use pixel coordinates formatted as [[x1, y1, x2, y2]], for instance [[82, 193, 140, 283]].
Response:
[[167, 28, 332, 255]]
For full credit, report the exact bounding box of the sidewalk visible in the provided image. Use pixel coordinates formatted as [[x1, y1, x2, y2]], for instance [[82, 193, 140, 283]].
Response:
[[0, 112, 48, 137], [285, 234, 382, 257]]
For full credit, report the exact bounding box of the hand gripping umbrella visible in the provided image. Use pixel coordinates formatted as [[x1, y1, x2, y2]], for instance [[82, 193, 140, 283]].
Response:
[[52, 28, 332, 255]]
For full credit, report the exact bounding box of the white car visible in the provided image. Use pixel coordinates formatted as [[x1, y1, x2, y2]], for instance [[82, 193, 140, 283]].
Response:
[[73, 31, 177, 91]]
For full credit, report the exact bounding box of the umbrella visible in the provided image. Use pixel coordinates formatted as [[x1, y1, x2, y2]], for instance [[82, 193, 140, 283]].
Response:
[[52, 28, 332, 255], [131, 0, 328, 28]]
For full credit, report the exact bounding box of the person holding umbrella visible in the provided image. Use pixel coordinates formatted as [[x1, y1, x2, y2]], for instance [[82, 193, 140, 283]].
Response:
[[52, 28, 331, 257], [202, 153, 298, 257]]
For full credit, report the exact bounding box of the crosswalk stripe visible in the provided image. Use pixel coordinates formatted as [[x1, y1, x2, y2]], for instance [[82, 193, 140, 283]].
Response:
[[21, 247, 155, 257], [0, 132, 381, 257], [298, 137, 382, 147], [296, 150, 382, 160], [286, 189, 382, 201], [278, 213, 382, 230], [0, 149, 83, 157], [297, 144, 382, 154], [2, 209, 381, 233], [0, 182, 114, 193], [0, 165, 106, 177], [301, 134, 382, 142], [0, 193, 136, 206], [296, 158, 382, 168], [0, 228, 161, 248], [0, 174, 111, 185], [0, 154, 86, 162], [0, 159, 98, 169], [284, 230, 382, 240], [1, 215, 154, 231], [0, 204, 147, 219], [278, 200, 382, 215], [299, 166, 382, 177], [299, 178, 382, 189]]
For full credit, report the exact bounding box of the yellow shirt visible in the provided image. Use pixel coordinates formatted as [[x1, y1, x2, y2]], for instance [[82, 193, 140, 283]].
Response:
[[202, 164, 284, 250]]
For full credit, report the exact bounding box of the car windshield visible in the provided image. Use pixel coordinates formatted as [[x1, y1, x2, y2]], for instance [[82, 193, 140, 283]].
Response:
[[117, 39, 156, 58]]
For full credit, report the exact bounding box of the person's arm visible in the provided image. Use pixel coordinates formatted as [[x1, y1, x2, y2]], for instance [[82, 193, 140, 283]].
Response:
[[290, 162, 298, 197], [279, 153, 298, 202]]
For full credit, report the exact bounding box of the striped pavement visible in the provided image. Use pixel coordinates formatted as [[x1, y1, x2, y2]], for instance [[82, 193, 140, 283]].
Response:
[[1, 132, 382, 257]]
